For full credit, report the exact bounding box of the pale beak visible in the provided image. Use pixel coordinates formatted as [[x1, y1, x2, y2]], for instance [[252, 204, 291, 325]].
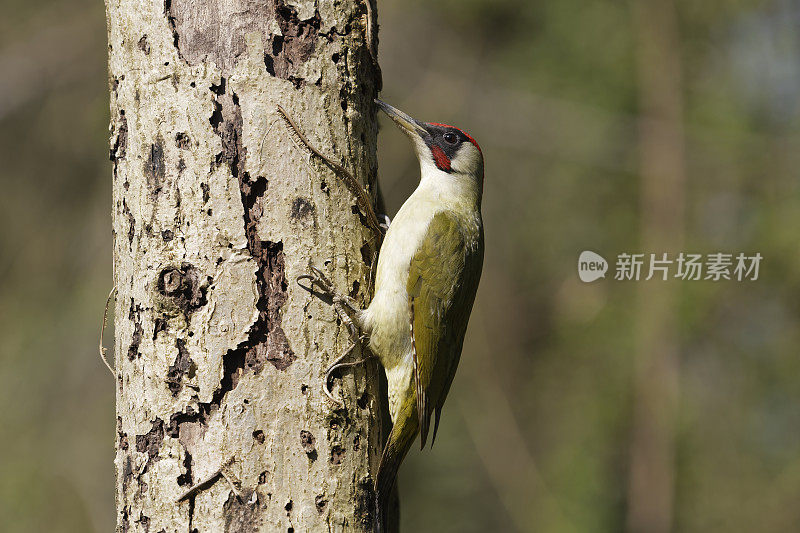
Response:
[[375, 99, 428, 139]]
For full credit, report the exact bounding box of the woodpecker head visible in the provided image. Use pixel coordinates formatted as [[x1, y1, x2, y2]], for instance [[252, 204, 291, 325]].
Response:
[[376, 99, 483, 182]]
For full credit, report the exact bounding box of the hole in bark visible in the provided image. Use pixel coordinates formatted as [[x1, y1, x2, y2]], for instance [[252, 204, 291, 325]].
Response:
[[137, 35, 150, 54], [330, 445, 345, 465], [175, 132, 190, 149], [315, 495, 327, 513], [300, 430, 316, 456]]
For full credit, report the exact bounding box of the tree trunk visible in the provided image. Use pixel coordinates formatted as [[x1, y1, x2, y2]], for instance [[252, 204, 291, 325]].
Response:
[[106, 0, 390, 531], [626, 1, 685, 532]]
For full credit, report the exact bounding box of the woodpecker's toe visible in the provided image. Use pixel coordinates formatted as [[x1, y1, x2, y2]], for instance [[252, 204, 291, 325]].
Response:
[[379, 214, 391, 232]]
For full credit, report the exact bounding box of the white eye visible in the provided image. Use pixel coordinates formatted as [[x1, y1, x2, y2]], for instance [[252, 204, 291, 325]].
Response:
[[443, 132, 458, 145]]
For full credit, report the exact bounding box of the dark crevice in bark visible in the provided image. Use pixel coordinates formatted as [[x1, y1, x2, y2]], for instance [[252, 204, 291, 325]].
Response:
[[128, 300, 143, 361], [123, 199, 135, 245], [110, 111, 128, 164], [164, 0, 180, 53], [167, 91, 294, 507], [264, 1, 320, 83], [188, 493, 196, 533], [153, 317, 168, 340], [208, 78, 294, 373], [129, 419, 166, 510], [166, 338, 195, 396], [177, 449, 193, 487], [121, 506, 130, 533], [136, 418, 165, 460], [145, 138, 166, 198], [122, 455, 133, 494]]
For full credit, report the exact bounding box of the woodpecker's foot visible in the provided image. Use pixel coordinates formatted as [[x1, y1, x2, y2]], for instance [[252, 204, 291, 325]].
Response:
[[379, 214, 391, 232], [298, 263, 372, 404], [297, 264, 363, 335], [297, 265, 359, 310], [322, 343, 376, 405]]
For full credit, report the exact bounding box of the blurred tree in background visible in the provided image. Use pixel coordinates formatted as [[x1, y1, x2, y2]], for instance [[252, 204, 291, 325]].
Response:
[[0, 0, 798, 531]]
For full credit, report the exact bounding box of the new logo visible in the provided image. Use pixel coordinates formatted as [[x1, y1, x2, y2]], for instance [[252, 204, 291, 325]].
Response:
[[578, 251, 608, 282]]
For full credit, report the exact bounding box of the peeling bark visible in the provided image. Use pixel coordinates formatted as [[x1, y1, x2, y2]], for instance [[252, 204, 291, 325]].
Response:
[[107, 0, 388, 530]]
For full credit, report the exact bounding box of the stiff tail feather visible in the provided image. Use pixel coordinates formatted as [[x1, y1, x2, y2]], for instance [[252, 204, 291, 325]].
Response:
[[374, 395, 418, 533]]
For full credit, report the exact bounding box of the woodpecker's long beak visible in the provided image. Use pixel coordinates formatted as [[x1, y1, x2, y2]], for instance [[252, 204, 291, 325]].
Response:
[[375, 99, 428, 139]]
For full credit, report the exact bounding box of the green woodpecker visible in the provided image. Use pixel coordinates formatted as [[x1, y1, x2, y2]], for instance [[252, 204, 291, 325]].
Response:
[[300, 99, 484, 532], [368, 99, 484, 531]]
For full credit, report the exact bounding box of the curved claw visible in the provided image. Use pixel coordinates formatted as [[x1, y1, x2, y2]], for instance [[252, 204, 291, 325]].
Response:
[[322, 344, 356, 406], [322, 375, 344, 406], [296, 274, 315, 290], [296, 267, 333, 296], [322, 344, 376, 406]]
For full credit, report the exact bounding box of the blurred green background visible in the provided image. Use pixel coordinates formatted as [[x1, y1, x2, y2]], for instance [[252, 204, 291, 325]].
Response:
[[2, 0, 799, 531]]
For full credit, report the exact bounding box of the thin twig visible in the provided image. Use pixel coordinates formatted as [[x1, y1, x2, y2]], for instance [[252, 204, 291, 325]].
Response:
[[175, 456, 236, 502], [276, 105, 382, 235], [99, 286, 117, 378]]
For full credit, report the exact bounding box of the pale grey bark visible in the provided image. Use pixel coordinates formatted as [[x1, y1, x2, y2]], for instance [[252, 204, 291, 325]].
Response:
[[106, 1, 389, 531]]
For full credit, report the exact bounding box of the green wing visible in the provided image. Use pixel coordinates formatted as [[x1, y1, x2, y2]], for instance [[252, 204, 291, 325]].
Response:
[[407, 211, 483, 448]]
